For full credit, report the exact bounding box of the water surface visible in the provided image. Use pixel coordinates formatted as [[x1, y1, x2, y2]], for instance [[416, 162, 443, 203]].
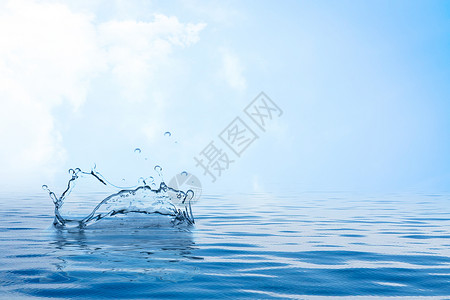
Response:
[[0, 192, 449, 299]]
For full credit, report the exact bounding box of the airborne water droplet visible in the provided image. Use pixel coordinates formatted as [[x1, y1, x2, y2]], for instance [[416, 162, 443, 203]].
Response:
[[134, 148, 141, 154], [181, 171, 188, 176], [154, 165, 162, 172], [42, 185, 48, 191], [164, 131, 171, 137]]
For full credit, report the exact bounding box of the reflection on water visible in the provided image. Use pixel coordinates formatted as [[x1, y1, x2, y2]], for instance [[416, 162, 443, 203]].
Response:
[[49, 215, 199, 283], [1, 192, 450, 299]]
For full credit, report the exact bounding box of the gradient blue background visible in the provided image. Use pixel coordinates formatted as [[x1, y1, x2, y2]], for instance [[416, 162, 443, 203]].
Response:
[[0, 0, 449, 195]]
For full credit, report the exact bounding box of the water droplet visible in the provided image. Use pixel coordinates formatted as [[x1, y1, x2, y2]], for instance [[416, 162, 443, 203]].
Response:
[[144, 157, 148, 161], [134, 148, 141, 154], [154, 165, 162, 172], [42, 185, 48, 191], [181, 171, 188, 176], [187, 190, 194, 198], [164, 131, 171, 137]]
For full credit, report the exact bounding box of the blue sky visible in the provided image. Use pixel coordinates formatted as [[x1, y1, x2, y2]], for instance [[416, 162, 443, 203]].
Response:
[[0, 0, 449, 194]]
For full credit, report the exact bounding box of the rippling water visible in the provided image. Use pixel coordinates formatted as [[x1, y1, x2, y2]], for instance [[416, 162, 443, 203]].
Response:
[[1, 192, 449, 299]]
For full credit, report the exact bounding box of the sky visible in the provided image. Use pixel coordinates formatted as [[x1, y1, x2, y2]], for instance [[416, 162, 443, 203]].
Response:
[[0, 0, 449, 195]]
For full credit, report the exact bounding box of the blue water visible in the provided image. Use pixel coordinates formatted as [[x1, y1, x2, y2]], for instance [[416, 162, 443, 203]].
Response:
[[1, 192, 450, 299]]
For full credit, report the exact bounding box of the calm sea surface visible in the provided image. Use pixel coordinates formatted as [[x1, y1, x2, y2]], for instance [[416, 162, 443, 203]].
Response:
[[0, 192, 449, 299]]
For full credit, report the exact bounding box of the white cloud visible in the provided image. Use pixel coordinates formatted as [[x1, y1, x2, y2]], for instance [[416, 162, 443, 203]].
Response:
[[0, 0, 206, 186], [180, 0, 245, 27], [99, 15, 206, 102], [220, 48, 246, 91], [0, 0, 102, 182]]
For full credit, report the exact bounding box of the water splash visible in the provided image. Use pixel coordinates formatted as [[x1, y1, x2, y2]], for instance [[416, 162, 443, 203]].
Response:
[[154, 165, 164, 182], [164, 131, 171, 137], [44, 168, 195, 229]]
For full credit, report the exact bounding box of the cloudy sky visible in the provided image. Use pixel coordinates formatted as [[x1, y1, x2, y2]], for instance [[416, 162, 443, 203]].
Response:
[[0, 0, 449, 195]]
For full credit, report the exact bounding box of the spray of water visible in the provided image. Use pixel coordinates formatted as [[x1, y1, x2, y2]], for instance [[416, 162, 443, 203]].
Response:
[[43, 168, 195, 229]]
